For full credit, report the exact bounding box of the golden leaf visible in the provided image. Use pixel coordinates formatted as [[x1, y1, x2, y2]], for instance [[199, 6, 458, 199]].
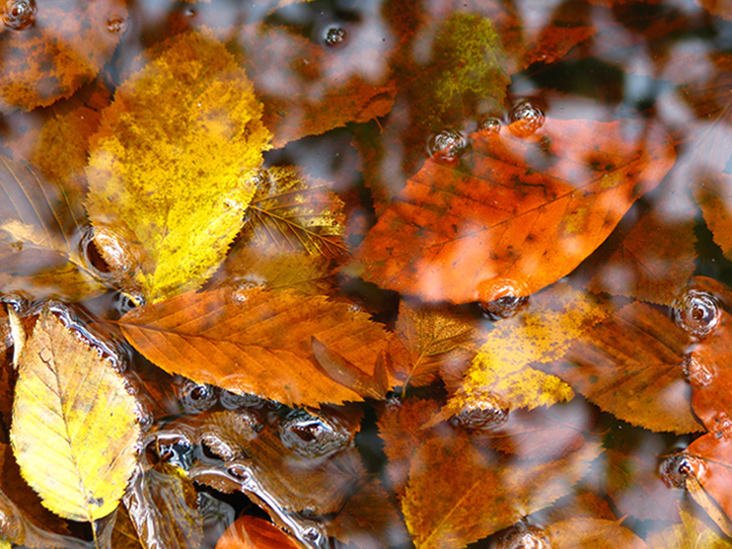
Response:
[[10, 309, 140, 522], [546, 518, 648, 548], [648, 507, 732, 549], [85, 30, 272, 303]]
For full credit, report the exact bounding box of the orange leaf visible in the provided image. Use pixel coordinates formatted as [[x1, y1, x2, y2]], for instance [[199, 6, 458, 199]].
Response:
[[215, 516, 300, 549], [347, 118, 675, 303], [119, 288, 396, 408], [546, 518, 648, 549]]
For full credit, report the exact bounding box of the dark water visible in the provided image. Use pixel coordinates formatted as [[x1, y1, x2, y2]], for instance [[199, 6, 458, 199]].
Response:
[[2, 0, 732, 548]]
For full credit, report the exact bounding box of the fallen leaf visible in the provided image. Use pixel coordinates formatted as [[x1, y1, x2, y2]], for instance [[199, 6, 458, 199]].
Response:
[[85, 30, 272, 303], [545, 490, 616, 524], [347, 117, 676, 303], [402, 427, 602, 549], [0, 154, 105, 301], [443, 284, 605, 417], [537, 300, 702, 434], [647, 506, 732, 549], [119, 287, 396, 408], [215, 516, 301, 549], [546, 518, 648, 549], [10, 309, 140, 522], [0, 0, 126, 112]]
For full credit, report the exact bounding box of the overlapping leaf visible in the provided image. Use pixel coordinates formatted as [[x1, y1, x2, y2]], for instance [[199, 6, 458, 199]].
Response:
[[10, 309, 140, 522], [119, 287, 396, 407], [648, 507, 732, 549], [348, 117, 676, 303], [86, 30, 272, 303], [215, 516, 300, 549], [546, 518, 647, 549]]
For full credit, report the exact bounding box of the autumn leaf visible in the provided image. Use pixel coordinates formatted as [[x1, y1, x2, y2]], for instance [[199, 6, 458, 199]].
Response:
[[119, 287, 397, 408], [443, 284, 605, 418], [215, 516, 300, 549], [546, 518, 648, 549], [10, 309, 140, 522], [347, 117, 676, 303], [0, 0, 126, 112], [86, 30, 272, 303], [537, 300, 702, 434], [0, 154, 106, 301], [647, 507, 732, 549], [211, 166, 345, 295], [401, 426, 602, 549]]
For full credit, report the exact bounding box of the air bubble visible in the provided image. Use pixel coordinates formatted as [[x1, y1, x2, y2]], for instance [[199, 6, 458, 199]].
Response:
[[509, 99, 545, 138], [659, 453, 701, 489], [226, 462, 250, 481], [479, 295, 529, 321], [2, 0, 36, 30], [477, 278, 528, 314], [279, 409, 352, 458], [478, 116, 502, 135], [492, 521, 550, 549], [450, 391, 509, 431], [673, 288, 720, 338], [682, 355, 714, 388], [427, 129, 469, 165], [323, 25, 347, 47], [106, 15, 126, 34], [174, 377, 218, 413]]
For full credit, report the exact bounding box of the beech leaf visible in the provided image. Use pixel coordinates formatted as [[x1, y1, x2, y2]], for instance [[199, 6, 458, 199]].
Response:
[[10, 309, 140, 522], [85, 30, 272, 303], [347, 118, 675, 303], [119, 287, 396, 408]]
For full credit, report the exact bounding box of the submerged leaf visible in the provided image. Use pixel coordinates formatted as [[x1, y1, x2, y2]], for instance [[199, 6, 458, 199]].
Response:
[[347, 118, 675, 303], [546, 518, 647, 549], [10, 309, 140, 522], [215, 516, 300, 549], [648, 507, 732, 549], [86, 30, 272, 303], [119, 288, 396, 408]]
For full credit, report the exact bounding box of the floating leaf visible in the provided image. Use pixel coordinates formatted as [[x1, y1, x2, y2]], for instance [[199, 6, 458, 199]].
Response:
[[347, 118, 675, 303], [0, 155, 105, 301], [0, 0, 126, 112], [537, 300, 702, 434], [402, 427, 602, 549], [119, 287, 396, 408], [86, 30, 272, 303], [215, 516, 300, 549], [546, 518, 647, 549], [10, 309, 140, 522], [647, 507, 732, 549], [444, 284, 605, 416]]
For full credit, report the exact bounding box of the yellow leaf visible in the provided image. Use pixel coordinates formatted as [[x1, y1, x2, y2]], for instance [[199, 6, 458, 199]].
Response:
[[444, 284, 608, 414], [10, 309, 140, 522], [648, 507, 732, 549], [86, 30, 272, 303]]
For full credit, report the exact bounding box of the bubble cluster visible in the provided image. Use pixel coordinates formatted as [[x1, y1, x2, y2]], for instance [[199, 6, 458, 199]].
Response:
[[450, 391, 509, 431], [279, 408, 352, 458], [492, 521, 550, 549], [427, 129, 469, 164], [509, 99, 545, 138], [2, 0, 36, 31], [324, 25, 347, 47], [673, 288, 720, 338]]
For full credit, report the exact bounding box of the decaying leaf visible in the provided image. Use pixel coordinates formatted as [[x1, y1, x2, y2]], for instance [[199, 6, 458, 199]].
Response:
[[119, 287, 396, 408], [86, 30, 272, 303], [537, 300, 702, 434], [402, 427, 602, 549], [347, 117, 675, 303], [443, 284, 605, 417], [0, 0, 127, 112], [0, 154, 105, 301], [10, 309, 140, 522]]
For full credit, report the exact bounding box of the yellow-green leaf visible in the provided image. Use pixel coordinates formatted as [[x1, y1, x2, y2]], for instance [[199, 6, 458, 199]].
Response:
[[86, 30, 272, 303], [444, 284, 607, 415], [10, 309, 140, 522]]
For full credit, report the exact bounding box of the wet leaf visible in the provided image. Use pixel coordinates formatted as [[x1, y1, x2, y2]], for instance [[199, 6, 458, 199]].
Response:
[[215, 516, 300, 549], [0, 0, 126, 112], [647, 507, 732, 549], [119, 287, 396, 408], [10, 309, 140, 522], [444, 285, 606, 416], [0, 154, 105, 301], [85, 30, 272, 303], [546, 518, 647, 549], [537, 300, 702, 434], [389, 301, 477, 388], [347, 118, 675, 303], [402, 427, 602, 549], [123, 462, 203, 549]]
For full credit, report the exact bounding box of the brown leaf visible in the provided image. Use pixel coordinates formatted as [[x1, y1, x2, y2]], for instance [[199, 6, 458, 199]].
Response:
[[546, 518, 648, 549], [347, 118, 676, 303], [537, 300, 702, 434], [0, 155, 105, 301], [0, 0, 126, 112], [119, 287, 397, 408], [215, 516, 300, 549]]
